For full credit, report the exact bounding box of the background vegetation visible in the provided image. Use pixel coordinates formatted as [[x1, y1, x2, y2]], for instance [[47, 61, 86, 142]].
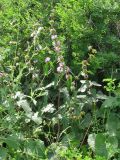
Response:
[[0, 0, 120, 159]]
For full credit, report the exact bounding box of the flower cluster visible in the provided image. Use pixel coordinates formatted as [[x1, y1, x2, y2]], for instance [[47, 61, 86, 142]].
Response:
[[50, 10, 64, 73], [31, 26, 43, 40], [30, 25, 43, 54], [81, 46, 97, 80], [49, 10, 71, 79], [88, 46, 97, 54], [81, 60, 89, 80]]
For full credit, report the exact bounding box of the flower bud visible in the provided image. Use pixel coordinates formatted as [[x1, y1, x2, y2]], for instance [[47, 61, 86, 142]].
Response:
[[88, 46, 92, 51], [92, 49, 97, 54], [45, 57, 51, 63], [51, 35, 57, 40], [50, 28, 56, 34]]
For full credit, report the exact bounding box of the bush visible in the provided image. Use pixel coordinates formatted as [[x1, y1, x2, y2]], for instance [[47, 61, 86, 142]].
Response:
[[0, 0, 120, 159]]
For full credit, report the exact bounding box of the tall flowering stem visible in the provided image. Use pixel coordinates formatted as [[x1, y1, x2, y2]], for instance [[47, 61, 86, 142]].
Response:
[[49, 9, 71, 80], [81, 46, 97, 80]]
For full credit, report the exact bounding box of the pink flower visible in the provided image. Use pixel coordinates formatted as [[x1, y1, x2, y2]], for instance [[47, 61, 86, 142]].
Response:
[[51, 35, 57, 40], [0, 72, 5, 77], [45, 57, 51, 63], [54, 46, 60, 53], [57, 66, 63, 73], [59, 62, 65, 67]]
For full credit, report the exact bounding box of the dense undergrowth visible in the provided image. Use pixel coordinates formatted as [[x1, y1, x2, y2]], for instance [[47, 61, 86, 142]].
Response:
[[0, 0, 120, 159]]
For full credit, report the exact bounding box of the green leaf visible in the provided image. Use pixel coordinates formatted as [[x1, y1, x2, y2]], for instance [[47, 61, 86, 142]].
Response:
[[24, 139, 45, 159], [42, 104, 55, 114], [102, 96, 120, 109], [26, 112, 42, 125], [95, 134, 108, 158], [88, 133, 108, 158], [106, 136, 118, 159], [78, 84, 87, 93], [66, 75, 73, 90], [81, 113, 91, 129], [17, 99, 32, 113], [0, 148, 7, 160], [106, 113, 119, 136], [5, 135, 20, 150], [88, 133, 96, 151], [44, 64, 49, 76]]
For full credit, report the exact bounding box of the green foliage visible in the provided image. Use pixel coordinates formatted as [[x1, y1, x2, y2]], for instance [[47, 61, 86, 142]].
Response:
[[0, 0, 120, 159], [56, 0, 120, 76]]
